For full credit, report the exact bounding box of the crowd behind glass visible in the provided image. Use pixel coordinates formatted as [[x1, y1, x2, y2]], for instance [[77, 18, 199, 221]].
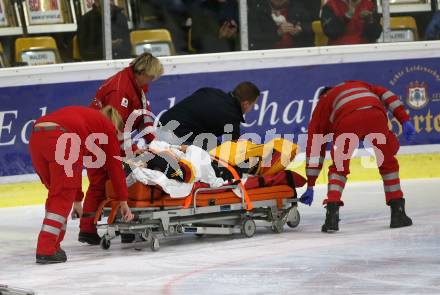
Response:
[[0, 0, 439, 67]]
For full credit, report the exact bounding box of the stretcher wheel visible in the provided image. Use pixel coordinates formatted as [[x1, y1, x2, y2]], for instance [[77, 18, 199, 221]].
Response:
[[176, 224, 184, 234], [241, 218, 256, 238], [271, 220, 284, 233], [287, 208, 300, 228], [100, 236, 111, 250], [150, 236, 160, 252]]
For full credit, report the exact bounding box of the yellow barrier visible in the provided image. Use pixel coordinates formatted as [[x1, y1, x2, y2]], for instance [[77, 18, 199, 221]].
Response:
[[0, 178, 90, 208], [290, 153, 440, 183], [0, 154, 439, 208]]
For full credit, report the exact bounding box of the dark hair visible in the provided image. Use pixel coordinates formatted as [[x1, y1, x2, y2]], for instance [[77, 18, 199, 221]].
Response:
[[232, 81, 260, 103]]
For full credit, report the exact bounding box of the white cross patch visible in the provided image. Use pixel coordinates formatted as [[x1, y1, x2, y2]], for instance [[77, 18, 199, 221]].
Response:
[[121, 97, 129, 108]]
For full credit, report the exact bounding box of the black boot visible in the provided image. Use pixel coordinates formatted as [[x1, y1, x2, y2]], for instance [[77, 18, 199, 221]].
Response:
[[58, 248, 67, 260], [36, 248, 67, 264], [121, 233, 136, 243], [389, 198, 413, 228], [321, 202, 340, 232], [78, 232, 101, 245]]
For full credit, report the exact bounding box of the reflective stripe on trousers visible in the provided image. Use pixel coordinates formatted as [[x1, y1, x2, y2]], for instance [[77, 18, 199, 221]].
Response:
[[306, 168, 321, 177], [40, 212, 66, 236], [327, 173, 347, 196]]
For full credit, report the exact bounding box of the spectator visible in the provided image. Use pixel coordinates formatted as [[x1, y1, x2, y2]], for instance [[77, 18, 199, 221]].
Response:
[[77, 0, 131, 61], [321, 0, 382, 46], [134, 0, 189, 53], [297, 0, 322, 21], [424, 11, 440, 40], [248, 0, 314, 50], [188, 0, 239, 53]]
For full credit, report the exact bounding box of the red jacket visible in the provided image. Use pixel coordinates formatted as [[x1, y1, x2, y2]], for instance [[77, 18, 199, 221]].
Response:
[[36, 106, 128, 201], [91, 66, 155, 143], [325, 0, 379, 45], [305, 81, 410, 186]]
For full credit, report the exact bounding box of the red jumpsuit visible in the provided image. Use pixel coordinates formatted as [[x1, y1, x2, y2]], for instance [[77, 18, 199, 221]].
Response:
[[81, 66, 155, 234], [29, 106, 128, 256], [305, 81, 410, 206], [324, 0, 379, 45]]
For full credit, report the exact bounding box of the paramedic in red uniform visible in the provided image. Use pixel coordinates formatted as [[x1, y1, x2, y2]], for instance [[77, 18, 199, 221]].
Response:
[[29, 106, 134, 264], [321, 0, 382, 46], [78, 52, 164, 245], [299, 81, 416, 232]]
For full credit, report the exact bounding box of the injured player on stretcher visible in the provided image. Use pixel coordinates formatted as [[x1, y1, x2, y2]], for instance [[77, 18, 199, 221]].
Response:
[[123, 138, 305, 198]]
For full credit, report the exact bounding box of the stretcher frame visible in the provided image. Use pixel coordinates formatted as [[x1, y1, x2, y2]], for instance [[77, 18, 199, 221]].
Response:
[[96, 159, 302, 252], [97, 186, 300, 251]]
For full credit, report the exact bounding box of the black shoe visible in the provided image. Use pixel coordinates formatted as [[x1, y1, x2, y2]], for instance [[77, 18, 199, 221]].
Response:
[[78, 232, 101, 245], [58, 247, 67, 260], [390, 198, 413, 228], [321, 202, 340, 232], [36, 249, 67, 264], [121, 233, 136, 243]]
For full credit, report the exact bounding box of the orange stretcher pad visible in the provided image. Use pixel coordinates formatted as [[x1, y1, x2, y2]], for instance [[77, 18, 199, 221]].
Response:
[[95, 169, 306, 225]]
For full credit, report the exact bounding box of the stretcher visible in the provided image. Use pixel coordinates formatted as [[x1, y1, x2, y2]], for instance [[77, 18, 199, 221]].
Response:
[[94, 159, 305, 252]]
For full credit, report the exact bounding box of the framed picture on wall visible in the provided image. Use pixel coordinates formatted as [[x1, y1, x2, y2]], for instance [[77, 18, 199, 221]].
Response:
[[0, 0, 8, 26], [25, 0, 64, 24]]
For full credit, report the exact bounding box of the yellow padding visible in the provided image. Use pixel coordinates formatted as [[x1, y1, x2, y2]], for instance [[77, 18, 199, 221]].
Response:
[[130, 29, 175, 55], [312, 20, 328, 47], [15, 36, 61, 63], [72, 35, 81, 60], [0, 178, 89, 208], [1, 154, 439, 208], [289, 153, 440, 184], [389, 16, 419, 41]]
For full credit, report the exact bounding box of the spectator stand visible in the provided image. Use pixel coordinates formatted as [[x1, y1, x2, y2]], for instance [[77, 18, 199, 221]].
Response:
[[130, 28, 175, 57], [378, 16, 419, 42], [15, 36, 62, 65]]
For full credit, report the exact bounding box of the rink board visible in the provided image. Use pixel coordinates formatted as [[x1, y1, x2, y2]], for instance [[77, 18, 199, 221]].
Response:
[[0, 42, 439, 179]]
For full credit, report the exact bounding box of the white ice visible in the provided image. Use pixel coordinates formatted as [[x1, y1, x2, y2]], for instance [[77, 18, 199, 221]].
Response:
[[1, 178, 439, 295]]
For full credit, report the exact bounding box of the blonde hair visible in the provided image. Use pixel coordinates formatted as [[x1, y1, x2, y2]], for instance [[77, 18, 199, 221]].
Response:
[[101, 105, 123, 131], [130, 52, 164, 81]]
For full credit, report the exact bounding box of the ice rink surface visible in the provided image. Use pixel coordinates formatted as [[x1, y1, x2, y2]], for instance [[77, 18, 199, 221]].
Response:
[[0, 178, 439, 295]]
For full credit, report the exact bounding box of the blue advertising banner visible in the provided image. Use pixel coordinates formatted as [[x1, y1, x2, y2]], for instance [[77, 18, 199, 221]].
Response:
[[0, 58, 439, 176]]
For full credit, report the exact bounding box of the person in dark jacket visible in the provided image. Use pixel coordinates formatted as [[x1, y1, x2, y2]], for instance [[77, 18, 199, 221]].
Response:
[[297, 0, 322, 21], [424, 11, 440, 40], [189, 0, 239, 53], [248, 0, 314, 50], [77, 0, 131, 60], [159, 81, 260, 150], [321, 0, 382, 45]]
